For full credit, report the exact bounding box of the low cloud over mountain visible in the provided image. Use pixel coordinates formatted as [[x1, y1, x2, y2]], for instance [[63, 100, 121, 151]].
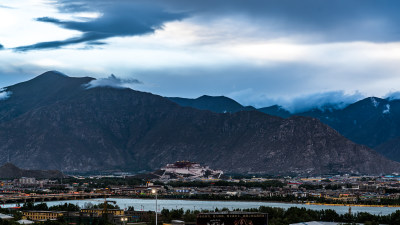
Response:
[[85, 74, 142, 89]]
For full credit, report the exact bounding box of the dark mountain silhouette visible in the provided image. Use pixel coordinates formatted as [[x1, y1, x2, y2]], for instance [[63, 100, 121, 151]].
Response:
[[169, 96, 293, 118], [0, 70, 93, 123], [258, 105, 292, 118], [0, 163, 64, 178], [0, 72, 398, 175], [168, 95, 255, 113]]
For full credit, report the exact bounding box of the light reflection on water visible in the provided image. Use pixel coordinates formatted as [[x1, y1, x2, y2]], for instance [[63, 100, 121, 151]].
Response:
[[3, 198, 399, 215]]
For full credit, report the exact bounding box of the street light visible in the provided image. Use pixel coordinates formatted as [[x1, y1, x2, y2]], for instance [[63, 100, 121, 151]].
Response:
[[121, 217, 128, 225], [152, 189, 158, 225]]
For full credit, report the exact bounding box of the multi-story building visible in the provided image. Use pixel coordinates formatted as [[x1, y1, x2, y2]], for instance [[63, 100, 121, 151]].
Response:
[[19, 177, 36, 185], [161, 161, 223, 179], [23, 211, 64, 221]]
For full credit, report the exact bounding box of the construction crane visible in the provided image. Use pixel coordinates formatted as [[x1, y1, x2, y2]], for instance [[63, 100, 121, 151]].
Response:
[[102, 197, 117, 215], [102, 188, 117, 216], [89, 189, 117, 216]]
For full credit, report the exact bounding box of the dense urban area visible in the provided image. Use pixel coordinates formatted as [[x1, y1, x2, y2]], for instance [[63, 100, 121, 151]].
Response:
[[1, 162, 400, 225]]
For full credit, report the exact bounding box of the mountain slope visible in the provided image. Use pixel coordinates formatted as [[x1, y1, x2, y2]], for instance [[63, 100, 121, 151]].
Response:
[[168, 95, 291, 118], [0, 71, 93, 123], [375, 138, 400, 162], [296, 97, 400, 153], [161, 94, 400, 162], [168, 95, 255, 113], [0, 72, 398, 175], [258, 105, 292, 118], [0, 163, 64, 178]]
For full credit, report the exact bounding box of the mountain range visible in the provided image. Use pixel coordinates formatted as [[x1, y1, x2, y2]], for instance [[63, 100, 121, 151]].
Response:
[[0, 71, 398, 175], [0, 163, 64, 178], [169, 95, 400, 162]]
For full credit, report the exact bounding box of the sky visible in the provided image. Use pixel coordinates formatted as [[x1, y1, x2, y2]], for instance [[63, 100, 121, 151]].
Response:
[[1, 0, 400, 112]]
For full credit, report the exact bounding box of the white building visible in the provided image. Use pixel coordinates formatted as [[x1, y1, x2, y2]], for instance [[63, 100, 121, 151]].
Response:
[[19, 177, 36, 185], [161, 161, 223, 179]]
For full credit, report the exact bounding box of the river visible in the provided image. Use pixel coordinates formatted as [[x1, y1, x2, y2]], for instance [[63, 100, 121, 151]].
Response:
[[3, 198, 399, 215]]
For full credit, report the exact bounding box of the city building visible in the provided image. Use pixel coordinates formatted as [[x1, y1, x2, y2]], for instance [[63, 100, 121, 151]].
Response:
[[19, 178, 36, 185], [0, 213, 14, 220], [161, 161, 223, 179], [22, 211, 64, 221]]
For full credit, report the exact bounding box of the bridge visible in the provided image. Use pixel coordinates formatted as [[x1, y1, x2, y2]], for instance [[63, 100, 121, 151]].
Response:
[[0, 192, 111, 204]]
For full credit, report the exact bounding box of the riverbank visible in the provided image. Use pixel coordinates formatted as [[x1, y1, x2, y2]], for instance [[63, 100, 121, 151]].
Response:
[[305, 202, 400, 208], [12, 197, 399, 215], [4, 194, 400, 210], [112, 195, 400, 207]]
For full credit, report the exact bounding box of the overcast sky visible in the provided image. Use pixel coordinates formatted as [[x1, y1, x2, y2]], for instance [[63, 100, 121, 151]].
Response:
[[1, 0, 400, 111]]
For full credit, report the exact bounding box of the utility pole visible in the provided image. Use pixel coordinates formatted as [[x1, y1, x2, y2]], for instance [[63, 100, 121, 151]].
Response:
[[151, 189, 158, 225]]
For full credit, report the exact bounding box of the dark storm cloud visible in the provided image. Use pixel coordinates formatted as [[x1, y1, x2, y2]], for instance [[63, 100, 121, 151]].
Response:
[[14, 2, 186, 51], [116, 0, 400, 42], [157, 0, 400, 42], [87, 41, 107, 46], [13, 0, 400, 51], [14, 32, 110, 51]]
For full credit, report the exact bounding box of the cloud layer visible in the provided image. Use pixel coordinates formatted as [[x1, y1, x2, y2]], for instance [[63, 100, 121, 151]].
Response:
[[282, 91, 364, 113], [228, 89, 364, 113], [0, 88, 11, 100], [2, 0, 400, 111], [56, 0, 400, 42], [12, 0, 400, 51], [385, 92, 400, 101], [15, 1, 186, 51], [0, 4, 12, 9], [172, 0, 400, 42], [85, 74, 142, 89]]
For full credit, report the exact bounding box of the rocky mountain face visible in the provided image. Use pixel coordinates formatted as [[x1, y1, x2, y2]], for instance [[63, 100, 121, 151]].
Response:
[[296, 97, 400, 162], [0, 71, 398, 175], [172, 95, 400, 162], [0, 163, 64, 178], [375, 137, 400, 162]]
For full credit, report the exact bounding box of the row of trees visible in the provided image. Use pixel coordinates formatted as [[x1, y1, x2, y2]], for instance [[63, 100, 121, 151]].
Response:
[[158, 206, 400, 225], [19, 202, 121, 211], [20, 202, 80, 211]]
